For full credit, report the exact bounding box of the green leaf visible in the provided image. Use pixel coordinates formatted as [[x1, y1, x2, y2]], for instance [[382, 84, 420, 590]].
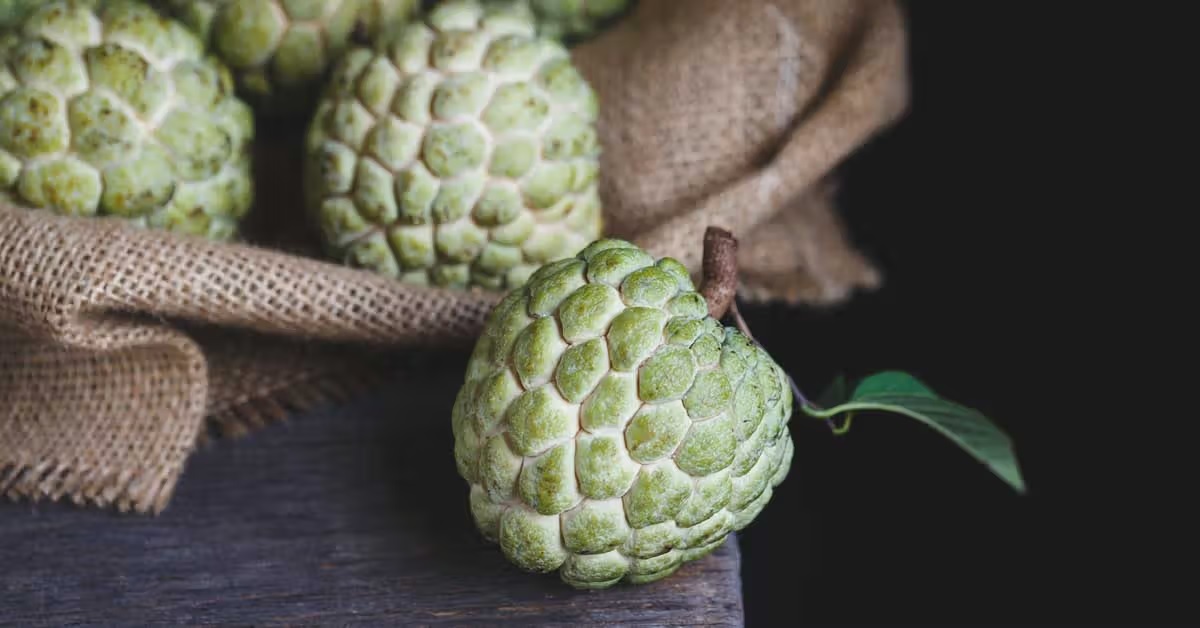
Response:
[[850, 370, 937, 399], [801, 373, 1026, 495]]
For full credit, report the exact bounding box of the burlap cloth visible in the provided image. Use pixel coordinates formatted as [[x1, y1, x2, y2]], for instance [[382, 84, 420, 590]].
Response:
[[0, 0, 909, 514]]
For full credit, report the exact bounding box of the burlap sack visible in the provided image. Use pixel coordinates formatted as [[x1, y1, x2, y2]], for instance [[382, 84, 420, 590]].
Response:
[[0, 0, 908, 514]]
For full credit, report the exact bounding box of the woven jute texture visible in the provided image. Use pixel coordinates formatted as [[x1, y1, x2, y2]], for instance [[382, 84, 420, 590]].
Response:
[[0, 0, 909, 513]]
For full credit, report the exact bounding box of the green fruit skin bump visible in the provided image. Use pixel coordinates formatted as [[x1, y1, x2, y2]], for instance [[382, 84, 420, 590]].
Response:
[[0, 0, 255, 241], [304, 0, 603, 291], [451, 238, 795, 589], [0, 0, 45, 30], [524, 0, 632, 41], [155, 0, 421, 115]]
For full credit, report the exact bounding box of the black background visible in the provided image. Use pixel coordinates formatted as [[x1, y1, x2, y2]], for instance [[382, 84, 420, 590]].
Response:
[[735, 2, 1189, 625]]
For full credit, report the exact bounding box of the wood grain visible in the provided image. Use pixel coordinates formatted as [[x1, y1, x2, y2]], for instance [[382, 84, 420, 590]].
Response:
[[0, 366, 745, 626]]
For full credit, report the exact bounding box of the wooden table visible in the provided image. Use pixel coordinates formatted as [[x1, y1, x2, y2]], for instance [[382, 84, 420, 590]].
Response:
[[0, 367, 745, 626]]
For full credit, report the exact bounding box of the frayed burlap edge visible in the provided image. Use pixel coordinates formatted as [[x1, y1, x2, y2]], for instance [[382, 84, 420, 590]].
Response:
[[1, 455, 183, 514]]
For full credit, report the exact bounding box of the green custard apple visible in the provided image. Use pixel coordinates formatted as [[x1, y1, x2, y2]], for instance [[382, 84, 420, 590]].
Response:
[[156, 0, 421, 115], [0, 0, 46, 30], [304, 0, 603, 290], [521, 0, 632, 42], [451, 238, 795, 588], [0, 0, 255, 240]]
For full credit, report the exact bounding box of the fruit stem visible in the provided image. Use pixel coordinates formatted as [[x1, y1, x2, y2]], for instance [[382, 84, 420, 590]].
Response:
[[699, 226, 839, 433], [699, 226, 739, 320]]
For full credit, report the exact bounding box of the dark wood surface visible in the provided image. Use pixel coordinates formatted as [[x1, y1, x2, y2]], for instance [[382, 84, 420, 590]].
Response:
[[0, 366, 744, 626]]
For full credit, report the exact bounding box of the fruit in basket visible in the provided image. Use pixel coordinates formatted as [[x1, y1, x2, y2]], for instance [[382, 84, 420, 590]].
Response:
[[520, 0, 632, 42], [0, 0, 44, 30], [0, 0, 255, 241], [155, 0, 421, 116], [304, 0, 603, 290], [450, 238, 794, 588]]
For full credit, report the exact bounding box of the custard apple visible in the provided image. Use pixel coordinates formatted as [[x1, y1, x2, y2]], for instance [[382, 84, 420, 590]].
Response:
[[519, 0, 632, 42], [304, 0, 603, 291], [451, 238, 795, 588], [0, 0, 44, 30], [155, 0, 421, 115], [0, 0, 255, 240]]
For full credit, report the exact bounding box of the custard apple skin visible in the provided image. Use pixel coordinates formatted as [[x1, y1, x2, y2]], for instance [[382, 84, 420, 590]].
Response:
[[451, 239, 795, 589], [304, 0, 603, 290], [523, 0, 631, 42], [155, 0, 421, 115], [0, 0, 45, 30], [0, 0, 255, 240]]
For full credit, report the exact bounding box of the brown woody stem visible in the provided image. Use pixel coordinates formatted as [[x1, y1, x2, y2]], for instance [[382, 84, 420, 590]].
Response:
[[700, 227, 739, 320]]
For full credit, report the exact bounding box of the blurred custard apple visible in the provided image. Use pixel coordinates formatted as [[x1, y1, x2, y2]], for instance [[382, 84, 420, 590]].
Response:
[[0, 0, 45, 30], [519, 0, 632, 42], [304, 0, 603, 290], [156, 0, 421, 115], [451, 239, 795, 588], [0, 0, 255, 240]]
